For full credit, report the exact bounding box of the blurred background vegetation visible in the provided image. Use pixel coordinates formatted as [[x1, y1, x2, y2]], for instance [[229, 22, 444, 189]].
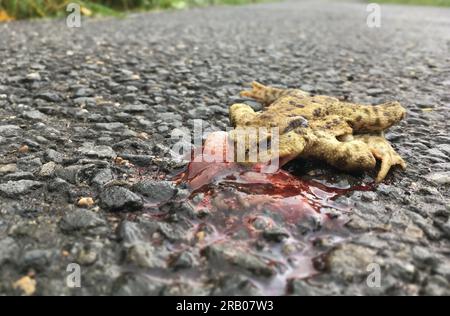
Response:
[[378, 0, 450, 6], [0, 0, 449, 21], [0, 0, 263, 20]]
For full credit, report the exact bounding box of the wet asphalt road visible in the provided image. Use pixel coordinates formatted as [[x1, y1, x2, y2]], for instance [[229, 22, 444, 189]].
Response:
[[0, 0, 450, 295]]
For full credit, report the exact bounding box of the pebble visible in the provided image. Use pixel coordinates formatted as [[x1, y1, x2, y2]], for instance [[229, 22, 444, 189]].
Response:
[[124, 243, 166, 269], [202, 242, 274, 277], [441, 219, 450, 239], [4, 172, 35, 181], [13, 276, 36, 296], [0, 164, 17, 175], [118, 221, 145, 245], [39, 162, 57, 177], [367, 88, 384, 96], [25, 72, 41, 81], [437, 144, 450, 156], [0, 180, 42, 197], [170, 251, 196, 270], [95, 122, 125, 131], [77, 248, 98, 266], [112, 273, 165, 296], [99, 186, 143, 212], [0, 237, 19, 265], [74, 88, 94, 98], [77, 197, 95, 208], [59, 208, 108, 235], [44, 149, 65, 164], [35, 92, 62, 102], [21, 250, 53, 271], [262, 227, 290, 242], [132, 180, 177, 205], [0, 125, 22, 137], [427, 148, 449, 161], [18, 144, 30, 153], [17, 157, 42, 173], [77, 144, 117, 159], [23, 110, 48, 121], [426, 171, 450, 184], [91, 169, 113, 186], [122, 104, 148, 113], [327, 243, 376, 280], [434, 262, 450, 279]]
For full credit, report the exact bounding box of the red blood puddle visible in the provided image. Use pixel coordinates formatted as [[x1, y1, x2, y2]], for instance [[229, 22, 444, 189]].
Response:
[[162, 132, 375, 294], [133, 132, 373, 295]]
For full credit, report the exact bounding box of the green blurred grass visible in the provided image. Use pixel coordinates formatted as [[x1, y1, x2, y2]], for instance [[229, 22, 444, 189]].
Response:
[[376, 0, 450, 6], [0, 0, 264, 20], [3, 0, 448, 21]]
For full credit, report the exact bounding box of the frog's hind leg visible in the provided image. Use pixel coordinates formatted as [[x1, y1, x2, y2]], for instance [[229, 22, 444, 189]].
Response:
[[354, 134, 406, 183], [334, 101, 406, 132], [240, 82, 308, 106], [302, 132, 377, 173]]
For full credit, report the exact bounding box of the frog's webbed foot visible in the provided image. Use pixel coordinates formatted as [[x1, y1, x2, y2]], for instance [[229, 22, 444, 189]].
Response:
[[354, 135, 406, 183], [240, 82, 308, 106]]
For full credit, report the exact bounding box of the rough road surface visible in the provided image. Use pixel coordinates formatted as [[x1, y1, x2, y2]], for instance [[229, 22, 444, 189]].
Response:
[[1, 0, 450, 295]]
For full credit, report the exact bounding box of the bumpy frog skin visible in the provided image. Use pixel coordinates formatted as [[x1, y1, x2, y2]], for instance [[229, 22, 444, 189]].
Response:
[[229, 82, 407, 182]]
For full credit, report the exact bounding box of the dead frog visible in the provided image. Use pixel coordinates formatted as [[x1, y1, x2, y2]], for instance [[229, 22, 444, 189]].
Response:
[[229, 82, 407, 182]]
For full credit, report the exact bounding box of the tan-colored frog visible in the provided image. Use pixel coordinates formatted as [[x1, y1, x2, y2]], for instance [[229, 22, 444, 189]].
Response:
[[229, 82, 407, 182]]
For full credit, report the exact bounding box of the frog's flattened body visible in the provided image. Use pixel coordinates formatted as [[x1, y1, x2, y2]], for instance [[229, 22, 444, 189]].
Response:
[[230, 82, 407, 182]]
